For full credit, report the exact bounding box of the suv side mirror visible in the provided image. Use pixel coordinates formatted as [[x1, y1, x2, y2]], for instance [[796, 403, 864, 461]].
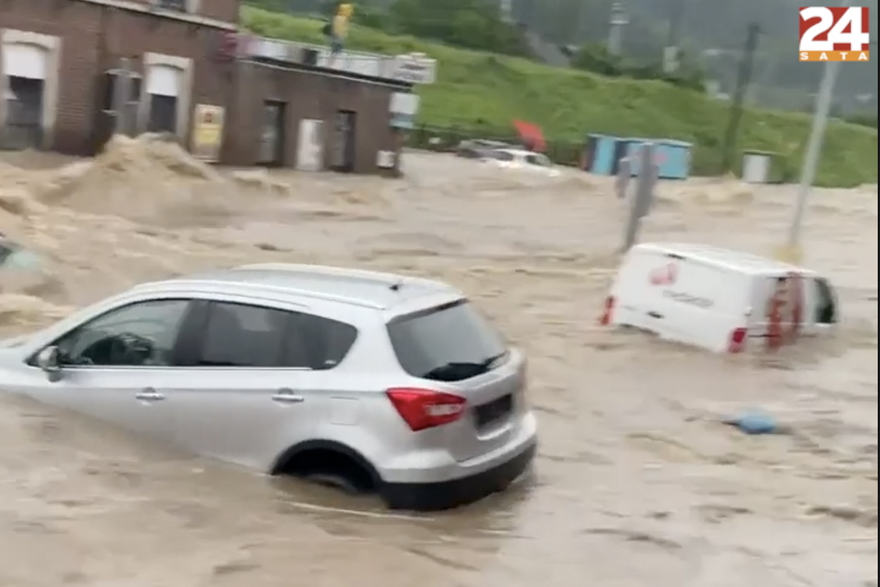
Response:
[[35, 346, 62, 378]]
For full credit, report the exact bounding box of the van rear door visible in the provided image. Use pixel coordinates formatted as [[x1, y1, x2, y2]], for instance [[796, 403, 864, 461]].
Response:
[[609, 248, 672, 330], [747, 273, 821, 348]]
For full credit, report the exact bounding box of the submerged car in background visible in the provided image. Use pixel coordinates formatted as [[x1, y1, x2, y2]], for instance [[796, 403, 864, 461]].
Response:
[[0, 263, 537, 511], [485, 149, 560, 177], [455, 138, 516, 159], [0, 237, 39, 268], [0, 236, 50, 294]]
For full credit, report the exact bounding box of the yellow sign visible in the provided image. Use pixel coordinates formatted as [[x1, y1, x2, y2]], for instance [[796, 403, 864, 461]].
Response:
[[191, 104, 225, 162], [333, 3, 353, 38]]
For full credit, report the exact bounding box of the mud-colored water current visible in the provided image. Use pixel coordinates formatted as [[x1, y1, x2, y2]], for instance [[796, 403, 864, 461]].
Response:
[[1, 137, 876, 586]]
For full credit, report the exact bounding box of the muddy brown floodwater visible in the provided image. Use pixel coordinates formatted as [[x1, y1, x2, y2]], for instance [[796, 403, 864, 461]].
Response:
[[1, 136, 877, 587]]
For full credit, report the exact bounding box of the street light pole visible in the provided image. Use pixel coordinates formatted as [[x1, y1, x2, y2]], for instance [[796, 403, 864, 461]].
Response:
[[663, 0, 687, 74], [720, 23, 760, 175], [608, 2, 629, 56], [776, 0, 850, 265], [779, 60, 841, 263]]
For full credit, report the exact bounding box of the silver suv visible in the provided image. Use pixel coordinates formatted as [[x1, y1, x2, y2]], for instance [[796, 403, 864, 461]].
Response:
[[0, 263, 537, 510]]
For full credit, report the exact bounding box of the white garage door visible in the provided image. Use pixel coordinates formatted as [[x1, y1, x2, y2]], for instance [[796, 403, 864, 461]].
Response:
[[2, 43, 47, 79], [146, 65, 180, 97]]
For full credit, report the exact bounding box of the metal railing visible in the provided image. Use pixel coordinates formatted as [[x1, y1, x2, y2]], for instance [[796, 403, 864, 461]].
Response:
[[240, 35, 436, 83]]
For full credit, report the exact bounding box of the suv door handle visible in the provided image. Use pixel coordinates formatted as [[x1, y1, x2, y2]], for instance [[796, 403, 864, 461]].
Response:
[[272, 389, 304, 404], [136, 388, 165, 402]]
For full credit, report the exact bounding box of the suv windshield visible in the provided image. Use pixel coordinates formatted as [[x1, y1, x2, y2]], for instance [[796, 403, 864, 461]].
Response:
[[387, 300, 508, 382]]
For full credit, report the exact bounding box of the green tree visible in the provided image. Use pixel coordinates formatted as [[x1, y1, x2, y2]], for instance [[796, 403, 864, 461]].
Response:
[[386, 0, 531, 56]]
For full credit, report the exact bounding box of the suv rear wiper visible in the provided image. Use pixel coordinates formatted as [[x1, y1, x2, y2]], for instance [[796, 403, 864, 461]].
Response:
[[478, 352, 508, 369], [420, 352, 508, 381]]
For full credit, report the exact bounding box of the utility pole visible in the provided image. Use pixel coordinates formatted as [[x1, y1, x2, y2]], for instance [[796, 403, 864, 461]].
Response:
[[776, 0, 852, 265], [719, 22, 760, 175]]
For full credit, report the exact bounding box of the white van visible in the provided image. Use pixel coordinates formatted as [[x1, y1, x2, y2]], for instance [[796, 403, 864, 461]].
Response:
[[600, 242, 839, 353]]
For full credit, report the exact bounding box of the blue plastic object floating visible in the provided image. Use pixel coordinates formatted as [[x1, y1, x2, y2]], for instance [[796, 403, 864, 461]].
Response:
[[723, 410, 779, 435]]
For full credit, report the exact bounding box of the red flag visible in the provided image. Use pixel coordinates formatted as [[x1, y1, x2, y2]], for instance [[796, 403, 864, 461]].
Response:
[[512, 120, 545, 152]]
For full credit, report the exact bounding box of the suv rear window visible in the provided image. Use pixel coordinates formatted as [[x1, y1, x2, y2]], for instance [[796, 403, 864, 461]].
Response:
[[387, 300, 508, 381]]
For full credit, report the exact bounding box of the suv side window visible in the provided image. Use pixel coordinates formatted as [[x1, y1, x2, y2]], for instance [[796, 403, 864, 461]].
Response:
[[288, 312, 358, 370], [197, 302, 290, 367], [52, 299, 191, 367], [196, 302, 358, 369]]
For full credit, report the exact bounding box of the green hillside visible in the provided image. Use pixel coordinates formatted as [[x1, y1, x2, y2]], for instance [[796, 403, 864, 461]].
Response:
[[242, 7, 878, 187]]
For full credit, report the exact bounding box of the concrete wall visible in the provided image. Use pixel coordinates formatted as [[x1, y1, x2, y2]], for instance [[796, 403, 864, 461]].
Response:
[[227, 62, 403, 174]]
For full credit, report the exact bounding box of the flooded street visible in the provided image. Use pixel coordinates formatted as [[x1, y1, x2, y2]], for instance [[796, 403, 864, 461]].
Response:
[[1, 139, 877, 586]]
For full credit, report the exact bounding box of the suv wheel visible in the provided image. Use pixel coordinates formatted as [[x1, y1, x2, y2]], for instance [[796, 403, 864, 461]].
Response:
[[302, 471, 364, 495]]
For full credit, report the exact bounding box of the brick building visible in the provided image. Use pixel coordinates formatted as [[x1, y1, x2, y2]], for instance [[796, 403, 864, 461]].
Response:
[[0, 0, 433, 174]]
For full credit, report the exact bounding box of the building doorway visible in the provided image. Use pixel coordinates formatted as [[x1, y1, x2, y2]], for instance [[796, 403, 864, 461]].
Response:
[[258, 100, 286, 166], [3, 76, 44, 150], [330, 109, 356, 172], [296, 118, 324, 171]]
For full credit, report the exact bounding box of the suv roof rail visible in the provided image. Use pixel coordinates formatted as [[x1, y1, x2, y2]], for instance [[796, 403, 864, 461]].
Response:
[[137, 277, 384, 308], [235, 263, 445, 289], [236, 262, 395, 279]]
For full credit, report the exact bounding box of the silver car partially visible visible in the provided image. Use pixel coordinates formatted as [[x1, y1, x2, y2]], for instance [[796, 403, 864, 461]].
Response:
[[0, 263, 537, 510], [455, 138, 515, 159]]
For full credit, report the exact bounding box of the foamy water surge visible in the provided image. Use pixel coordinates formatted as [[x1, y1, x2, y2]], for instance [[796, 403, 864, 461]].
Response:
[[1, 140, 876, 587]]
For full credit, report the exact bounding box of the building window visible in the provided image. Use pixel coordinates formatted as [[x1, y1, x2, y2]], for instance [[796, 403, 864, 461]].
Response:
[[153, 0, 198, 13]]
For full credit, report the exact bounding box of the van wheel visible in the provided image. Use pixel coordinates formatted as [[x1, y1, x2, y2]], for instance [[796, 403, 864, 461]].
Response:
[[301, 472, 363, 495]]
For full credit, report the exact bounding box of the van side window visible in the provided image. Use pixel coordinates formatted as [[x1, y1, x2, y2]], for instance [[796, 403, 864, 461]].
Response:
[[814, 278, 837, 324]]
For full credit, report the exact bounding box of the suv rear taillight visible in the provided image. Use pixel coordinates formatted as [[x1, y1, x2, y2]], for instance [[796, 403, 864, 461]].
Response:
[[728, 327, 747, 353], [386, 387, 466, 432], [599, 295, 616, 326]]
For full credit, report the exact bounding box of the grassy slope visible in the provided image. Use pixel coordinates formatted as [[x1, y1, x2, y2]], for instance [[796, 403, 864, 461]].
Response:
[[242, 7, 878, 187]]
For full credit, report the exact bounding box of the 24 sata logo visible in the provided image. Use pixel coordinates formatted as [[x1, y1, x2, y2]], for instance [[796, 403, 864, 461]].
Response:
[[799, 6, 871, 62]]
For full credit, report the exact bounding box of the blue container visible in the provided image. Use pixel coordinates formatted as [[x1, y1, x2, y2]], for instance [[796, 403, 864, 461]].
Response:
[[621, 138, 650, 176], [620, 138, 692, 180], [580, 134, 599, 171], [656, 139, 692, 180], [585, 134, 618, 175]]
